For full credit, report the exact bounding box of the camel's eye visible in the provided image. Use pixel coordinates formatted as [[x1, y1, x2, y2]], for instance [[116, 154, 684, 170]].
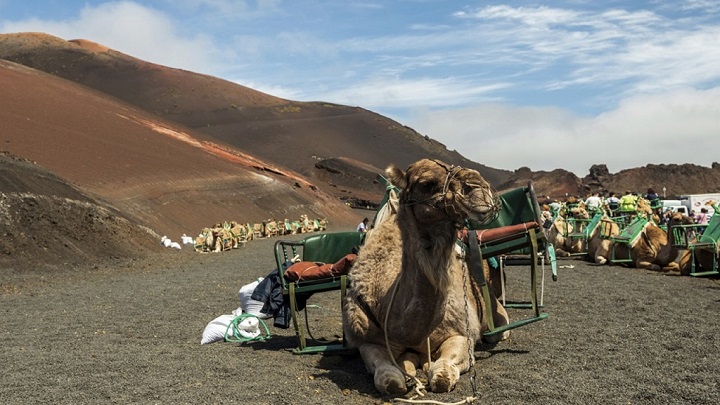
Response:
[[418, 179, 438, 193], [461, 184, 477, 195]]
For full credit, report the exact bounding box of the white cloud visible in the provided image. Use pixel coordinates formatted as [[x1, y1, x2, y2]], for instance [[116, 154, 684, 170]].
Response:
[[1, 1, 219, 74], [2, 1, 720, 179], [408, 87, 720, 176], [450, 4, 720, 98], [311, 77, 511, 109]]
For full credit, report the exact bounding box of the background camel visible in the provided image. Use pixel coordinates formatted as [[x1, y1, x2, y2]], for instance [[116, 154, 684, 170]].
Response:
[[675, 213, 718, 275], [610, 213, 693, 271], [677, 247, 717, 276], [343, 159, 509, 396], [547, 204, 588, 257], [584, 212, 620, 265]]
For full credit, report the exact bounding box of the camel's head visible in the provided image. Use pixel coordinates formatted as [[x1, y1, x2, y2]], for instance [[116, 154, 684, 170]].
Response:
[[570, 205, 590, 220], [668, 212, 695, 226], [636, 198, 654, 217], [387, 159, 499, 227]]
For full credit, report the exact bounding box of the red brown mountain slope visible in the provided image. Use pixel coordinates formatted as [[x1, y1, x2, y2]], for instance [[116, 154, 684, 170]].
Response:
[[2, 31, 720, 274], [0, 32, 512, 202], [0, 152, 163, 270], [0, 58, 356, 239]]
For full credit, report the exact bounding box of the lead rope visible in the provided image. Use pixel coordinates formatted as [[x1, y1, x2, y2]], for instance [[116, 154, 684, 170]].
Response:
[[391, 250, 477, 405]]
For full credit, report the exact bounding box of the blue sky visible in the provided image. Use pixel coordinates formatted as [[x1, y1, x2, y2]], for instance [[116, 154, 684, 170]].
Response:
[[2, 1, 719, 180]]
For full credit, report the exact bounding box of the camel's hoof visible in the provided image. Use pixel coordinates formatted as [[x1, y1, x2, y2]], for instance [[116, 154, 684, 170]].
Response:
[[482, 330, 509, 344], [429, 361, 459, 393], [375, 365, 407, 395]]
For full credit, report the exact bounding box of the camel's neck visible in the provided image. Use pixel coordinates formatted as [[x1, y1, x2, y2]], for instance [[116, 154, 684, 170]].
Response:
[[385, 206, 458, 344]]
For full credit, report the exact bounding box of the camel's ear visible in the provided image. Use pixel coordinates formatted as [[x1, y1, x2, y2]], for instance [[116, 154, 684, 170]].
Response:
[[386, 164, 407, 190]]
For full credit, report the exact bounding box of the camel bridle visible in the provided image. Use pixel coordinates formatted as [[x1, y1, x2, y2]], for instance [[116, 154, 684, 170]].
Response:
[[401, 160, 498, 228]]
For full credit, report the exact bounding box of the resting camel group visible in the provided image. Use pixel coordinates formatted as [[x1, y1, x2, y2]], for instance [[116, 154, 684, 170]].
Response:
[[543, 196, 718, 275], [193, 215, 328, 253], [333, 159, 717, 398]]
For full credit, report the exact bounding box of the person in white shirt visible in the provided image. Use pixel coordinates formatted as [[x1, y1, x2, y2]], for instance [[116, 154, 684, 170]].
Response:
[[584, 192, 602, 214], [605, 192, 621, 216], [356, 218, 369, 233]]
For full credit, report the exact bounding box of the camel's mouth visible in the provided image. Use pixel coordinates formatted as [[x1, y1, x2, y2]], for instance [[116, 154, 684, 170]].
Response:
[[461, 189, 500, 225]]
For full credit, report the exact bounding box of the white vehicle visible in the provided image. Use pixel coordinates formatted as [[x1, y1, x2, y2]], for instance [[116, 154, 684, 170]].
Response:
[[665, 205, 688, 214], [679, 193, 720, 216]]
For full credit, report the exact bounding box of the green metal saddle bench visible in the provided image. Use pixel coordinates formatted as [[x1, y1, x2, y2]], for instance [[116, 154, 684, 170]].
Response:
[[566, 215, 593, 256], [670, 209, 720, 277], [467, 181, 553, 337], [610, 216, 649, 264], [273, 231, 365, 354]]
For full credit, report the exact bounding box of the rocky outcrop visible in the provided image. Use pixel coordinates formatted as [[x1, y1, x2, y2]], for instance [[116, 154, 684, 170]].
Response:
[[498, 162, 720, 199]]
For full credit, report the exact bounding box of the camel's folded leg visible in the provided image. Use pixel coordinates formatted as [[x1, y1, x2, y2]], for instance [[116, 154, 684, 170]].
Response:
[[397, 351, 421, 377], [554, 248, 571, 257], [636, 258, 660, 271], [359, 343, 410, 395], [662, 262, 680, 272], [429, 335, 470, 393]]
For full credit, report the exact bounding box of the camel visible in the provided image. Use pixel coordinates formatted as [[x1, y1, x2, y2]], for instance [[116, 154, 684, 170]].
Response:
[[610, 212, 694, 271], [584, 212, 621, 265], [194, 227, 217, 253], [678, 246, 718, 276], [343, 159, 510, 395], [546, 204, 588, 257], [228, 221, 248, 248], [675, 213, 718, 276], [299, 214, 312, 233], [210, 223, 229, 252], [279, 219, 295, 235], [264, 219, 279, 238]]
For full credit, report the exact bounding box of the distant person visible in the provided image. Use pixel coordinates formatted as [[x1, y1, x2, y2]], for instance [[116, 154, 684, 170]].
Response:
[[619, 190, 638, 216], [605, 192, 620, 216], [356, 218, 369, 233], [584, 192, 602, 214], [695, 208, 709, 234], [645, 188, 661, 214]]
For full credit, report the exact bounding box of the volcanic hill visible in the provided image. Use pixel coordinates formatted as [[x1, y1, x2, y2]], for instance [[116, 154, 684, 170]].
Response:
[[2, 32, 720, 269]]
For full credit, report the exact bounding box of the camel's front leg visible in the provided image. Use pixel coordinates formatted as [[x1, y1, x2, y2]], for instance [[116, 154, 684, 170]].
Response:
[[635, 257, 660, 271], [662, 262, 680, 272], [591, 243, 611, 265], [429, 335, 471, 393], [359, 343, 413, 395]]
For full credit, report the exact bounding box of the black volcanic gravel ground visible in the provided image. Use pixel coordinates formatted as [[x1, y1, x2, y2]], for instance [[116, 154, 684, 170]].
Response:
[[2, 234, 719, 405]]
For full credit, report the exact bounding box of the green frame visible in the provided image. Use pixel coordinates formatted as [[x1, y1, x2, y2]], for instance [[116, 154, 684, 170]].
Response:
[[610, 216, 650, 264], [274, 231, 365, 354], [467, 181, 552, 337], [671, 212, 720, 277]]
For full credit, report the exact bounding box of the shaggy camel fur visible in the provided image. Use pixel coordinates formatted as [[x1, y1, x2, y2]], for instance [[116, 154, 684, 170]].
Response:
[[343, 159, 510, 395]]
